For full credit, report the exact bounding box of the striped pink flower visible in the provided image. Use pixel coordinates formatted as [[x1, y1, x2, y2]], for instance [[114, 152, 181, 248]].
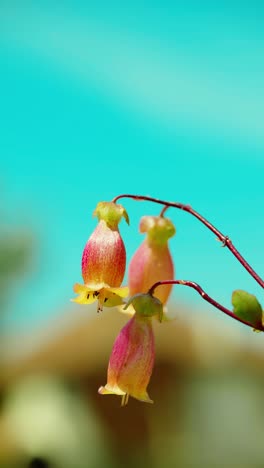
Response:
[[72, 202, 129, 312], [99, 293, 163, 405], [99, 314, 154, 405]]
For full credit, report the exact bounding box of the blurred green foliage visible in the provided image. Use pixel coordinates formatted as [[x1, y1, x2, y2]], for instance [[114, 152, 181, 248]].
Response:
[[0, 230, 34, 312], [2, 376, 112, 468], [3, 366, 263, 468]]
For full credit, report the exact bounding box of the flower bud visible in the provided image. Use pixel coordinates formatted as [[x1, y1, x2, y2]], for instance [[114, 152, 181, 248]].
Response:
[[128, 216, 175, 305]]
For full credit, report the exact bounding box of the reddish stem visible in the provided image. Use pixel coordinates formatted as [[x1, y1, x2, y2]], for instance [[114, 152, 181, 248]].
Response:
[[112, 194, 264, 289], [148, 279, 264, 331], [159, 205, 170, 217]]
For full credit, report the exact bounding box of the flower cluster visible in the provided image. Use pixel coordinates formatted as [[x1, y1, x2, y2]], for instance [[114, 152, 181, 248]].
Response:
[[72, 201, 176, 405]]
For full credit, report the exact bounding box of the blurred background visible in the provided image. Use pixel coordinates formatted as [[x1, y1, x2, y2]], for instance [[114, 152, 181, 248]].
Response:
[[0, 1, 263, 467]]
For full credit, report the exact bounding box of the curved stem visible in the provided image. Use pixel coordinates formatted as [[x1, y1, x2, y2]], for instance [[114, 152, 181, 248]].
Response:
[[149, 279, 264, 331], [112, 194, 264, 289], [159, 205, 170, 217]]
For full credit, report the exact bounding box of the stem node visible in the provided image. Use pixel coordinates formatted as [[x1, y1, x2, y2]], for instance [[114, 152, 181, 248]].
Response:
[[113, 193, 264, 289]]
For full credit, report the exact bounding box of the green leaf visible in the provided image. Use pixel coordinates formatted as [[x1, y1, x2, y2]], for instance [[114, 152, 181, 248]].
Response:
[[232, 290, 263, 329]]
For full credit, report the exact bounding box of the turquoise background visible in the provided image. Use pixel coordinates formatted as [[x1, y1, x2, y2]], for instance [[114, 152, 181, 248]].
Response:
[[0, 1, 263, 332]]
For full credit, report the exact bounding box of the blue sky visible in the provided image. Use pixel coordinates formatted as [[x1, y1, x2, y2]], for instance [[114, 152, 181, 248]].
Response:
[[0, 1, 263, 333]]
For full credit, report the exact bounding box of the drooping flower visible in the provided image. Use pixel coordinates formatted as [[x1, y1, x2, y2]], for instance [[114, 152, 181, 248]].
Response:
[[128, 215, 175, 305], [99, 293, 163, 405], [72, 201, 129, 312]]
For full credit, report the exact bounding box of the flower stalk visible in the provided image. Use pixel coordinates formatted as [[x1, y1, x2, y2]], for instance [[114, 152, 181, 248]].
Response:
[[112, 194, 264, 289], [149, 279, 264, 332]]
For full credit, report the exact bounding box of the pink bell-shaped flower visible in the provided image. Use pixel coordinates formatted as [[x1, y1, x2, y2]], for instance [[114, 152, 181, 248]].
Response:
[[128, 216, 175, 305], [72, 201, 129, 312], [99, 293, 163, 405]]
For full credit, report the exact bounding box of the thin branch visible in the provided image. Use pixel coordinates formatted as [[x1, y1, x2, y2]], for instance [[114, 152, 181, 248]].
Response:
[[148, 279, 264, 331], [112, 194, 264, 289]]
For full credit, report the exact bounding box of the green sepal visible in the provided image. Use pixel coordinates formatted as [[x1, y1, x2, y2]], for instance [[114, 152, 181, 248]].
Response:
[[93, 201, 129, 228], [140, 216, 176, 247], [124, 293, 163, 322], [232, 290, 263, 329]]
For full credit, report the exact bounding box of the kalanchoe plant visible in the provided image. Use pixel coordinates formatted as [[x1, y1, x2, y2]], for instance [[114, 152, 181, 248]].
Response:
[[72, 201, 129, 312], [73, 193, 263, 406]]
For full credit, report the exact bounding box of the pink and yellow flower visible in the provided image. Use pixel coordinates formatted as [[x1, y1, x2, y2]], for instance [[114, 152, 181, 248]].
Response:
[[99, 293, 163, 405], [128, 215, 175, 305], [72, 201, 129, 312]]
